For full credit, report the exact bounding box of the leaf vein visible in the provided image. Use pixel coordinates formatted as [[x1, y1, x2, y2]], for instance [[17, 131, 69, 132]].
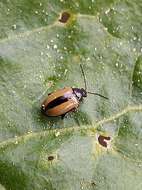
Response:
[[0, 105, 142, 148]]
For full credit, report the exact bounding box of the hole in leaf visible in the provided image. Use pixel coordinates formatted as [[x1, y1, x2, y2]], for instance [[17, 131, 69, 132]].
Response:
[[59, 12, 70, 23], [91, 181, 96, 186], [48, 155, 54, 161], [98, 135, 111, 147]]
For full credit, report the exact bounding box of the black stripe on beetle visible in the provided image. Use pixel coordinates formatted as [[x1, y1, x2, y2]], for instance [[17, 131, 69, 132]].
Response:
[[46, 96, 68, 110]]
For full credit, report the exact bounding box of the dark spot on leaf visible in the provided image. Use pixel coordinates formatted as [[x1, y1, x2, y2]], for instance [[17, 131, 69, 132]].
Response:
[[48, 155, 54, 161], [59, 12, 70, 23], [91, 181, 96, 186], [98, 135, 111, 147]]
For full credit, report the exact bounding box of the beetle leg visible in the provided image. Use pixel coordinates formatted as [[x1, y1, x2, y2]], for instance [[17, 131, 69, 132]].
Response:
[[61, 113, 66, 119], [61, 108, 77, 119], [71, 108, 77, 112]]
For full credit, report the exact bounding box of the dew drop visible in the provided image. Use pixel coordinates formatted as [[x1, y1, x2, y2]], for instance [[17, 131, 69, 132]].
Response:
[[15, 140, 18, 144], [46, 44, 50, 49], [133, 36, 137, 41], [86, 57, 91, 61], [23, 84, 27, 89], [53, 44, 58, 49], [35, 10, 39, 14], [133, 48, 136, 52], [40, 51, 44, 56], [115, 62, 119, 67], [14, 136, 18, 144], [55, 131, 60, 137], [99, 18, 102, 22], [12, 24, 17, 30], [12, 90, 16, 94], [64, 69, 68, 75], [105, 9, 110, 15], [46, 53, 51, 58], [131, 26, 134, 30]]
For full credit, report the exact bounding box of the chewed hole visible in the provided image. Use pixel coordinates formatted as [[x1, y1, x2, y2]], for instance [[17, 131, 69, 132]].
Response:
[[91, 181, 96, 186], [98, 135, 111, 148], [59, 12, 71, 23], [48, 155, 54, 161]]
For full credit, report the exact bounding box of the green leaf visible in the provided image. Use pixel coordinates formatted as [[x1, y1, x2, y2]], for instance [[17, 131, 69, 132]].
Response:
[[0, 0, 142, 189]]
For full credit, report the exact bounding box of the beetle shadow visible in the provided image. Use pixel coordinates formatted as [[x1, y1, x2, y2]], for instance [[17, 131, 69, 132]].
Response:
[[31, 104, 63, 130], [31, 101, 92, 130]]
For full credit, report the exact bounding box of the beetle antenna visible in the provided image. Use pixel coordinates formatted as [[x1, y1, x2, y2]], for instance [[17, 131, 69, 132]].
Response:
[[87, 91, 108, 100], [80, 64, 108, 99], [80, 64, 87, 91]]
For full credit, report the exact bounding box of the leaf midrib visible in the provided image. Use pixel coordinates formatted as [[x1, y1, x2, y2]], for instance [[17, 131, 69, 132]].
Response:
[[0, 104, 142, 148]]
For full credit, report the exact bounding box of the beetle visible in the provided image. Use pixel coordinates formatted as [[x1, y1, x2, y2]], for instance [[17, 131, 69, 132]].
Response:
[[41, 64, 108, 118]]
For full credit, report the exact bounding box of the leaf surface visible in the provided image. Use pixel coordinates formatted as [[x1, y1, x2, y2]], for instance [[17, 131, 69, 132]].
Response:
[[0, 0, 142, 189]]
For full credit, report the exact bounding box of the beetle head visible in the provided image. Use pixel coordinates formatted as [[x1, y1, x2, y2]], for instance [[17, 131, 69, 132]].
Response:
[[73, 88, 87, 101], [80, 88, 87, 97]]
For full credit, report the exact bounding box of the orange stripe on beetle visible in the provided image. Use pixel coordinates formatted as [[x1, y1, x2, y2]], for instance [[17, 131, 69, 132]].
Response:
[[47, 98, 79, 116], [42, 87, 73, 108]]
